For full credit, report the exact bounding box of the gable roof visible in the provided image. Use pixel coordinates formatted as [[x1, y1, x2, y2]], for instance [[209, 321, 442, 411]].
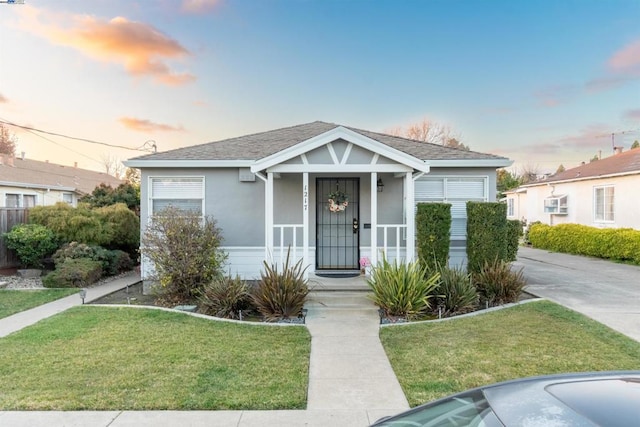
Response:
[[0, 155, 123, 194], [525, 148, 640, 187], [125, 121, 511, 168]]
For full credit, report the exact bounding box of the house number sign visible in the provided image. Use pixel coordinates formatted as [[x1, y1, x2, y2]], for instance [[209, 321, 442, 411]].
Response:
[[303, 185, 308, 211]]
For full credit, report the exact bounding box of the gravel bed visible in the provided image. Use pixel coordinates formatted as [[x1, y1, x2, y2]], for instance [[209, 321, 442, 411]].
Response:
[[0, 276, 45, 289]]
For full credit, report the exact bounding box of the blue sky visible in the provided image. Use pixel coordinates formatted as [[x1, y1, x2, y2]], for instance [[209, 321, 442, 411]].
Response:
[[0, 0, 638, 174]]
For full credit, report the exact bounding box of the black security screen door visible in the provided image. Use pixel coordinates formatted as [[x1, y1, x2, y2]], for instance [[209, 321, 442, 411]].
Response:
[[316, 178, 360, 270]]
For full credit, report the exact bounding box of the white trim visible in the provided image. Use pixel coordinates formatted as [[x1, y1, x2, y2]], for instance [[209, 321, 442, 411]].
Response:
[[341, 143, 354, 165], [266, 164, 413, 173], [303, 172, 309, 280], [371, 172, 378, 266], [148, 175, 205, 217], [124, 160, 253, 168], [251, 126, 430, 173], [0, 181, 76, 192], [428, 159, 513, 167], [326, 142, 340, 164], [405, 172, 415, 261], [265, 172, 274, 262]]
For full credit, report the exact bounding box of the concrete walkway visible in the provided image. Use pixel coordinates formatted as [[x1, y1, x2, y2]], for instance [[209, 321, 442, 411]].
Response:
[[0, 271, 141, 338], [0, 274, 406, 426]]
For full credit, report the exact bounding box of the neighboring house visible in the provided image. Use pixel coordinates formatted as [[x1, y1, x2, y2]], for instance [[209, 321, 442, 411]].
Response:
[[0, 153, 123, 208], [124, 121, 511, 281], [506, 147, 640, 229]]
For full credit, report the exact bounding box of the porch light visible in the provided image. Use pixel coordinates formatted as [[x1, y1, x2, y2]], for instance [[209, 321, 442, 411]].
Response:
[[377, 178, 384, 192]]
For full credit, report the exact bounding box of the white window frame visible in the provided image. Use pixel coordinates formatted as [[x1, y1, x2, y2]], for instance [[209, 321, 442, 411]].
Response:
[[23, 194, 36, 208], [507, 198, 514, 217], [5, 193, 37, 208], [149, 176, 205, 218], [593, 185, 614, 223], [544, 195, 568, 215], [5, 193, 20, 208], [62, 193, 74, 205]]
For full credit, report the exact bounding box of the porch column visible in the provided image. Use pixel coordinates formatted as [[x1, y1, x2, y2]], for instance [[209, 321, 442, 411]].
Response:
[[405, 172, 415, 262], [370, 172, 378, 266], [265, 172, 274, 263], [302, 172, 310, 279]]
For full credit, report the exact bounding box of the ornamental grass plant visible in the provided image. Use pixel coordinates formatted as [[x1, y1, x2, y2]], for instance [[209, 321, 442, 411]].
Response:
[[368, 255, 440, 320], [434, 264, 478, 315], [251, 249, 309, 321], [474, 259, 526, 306], [198, 275, 251, 319]]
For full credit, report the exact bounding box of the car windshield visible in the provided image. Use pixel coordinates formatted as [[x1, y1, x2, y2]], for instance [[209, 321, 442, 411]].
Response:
[[373, 389, 503, 427]]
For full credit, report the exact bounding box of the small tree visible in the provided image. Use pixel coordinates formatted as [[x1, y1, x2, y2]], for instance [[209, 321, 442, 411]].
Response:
[[3, 224, 58, 268], [141, 206, 227, 302], [631, 140, 639, 149], [0, 124, 16, 156]]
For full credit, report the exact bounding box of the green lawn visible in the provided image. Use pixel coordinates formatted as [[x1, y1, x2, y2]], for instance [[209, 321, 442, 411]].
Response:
[[381, 300, 640, 407], [0, 306, 311, 410], [0, 289, 79, 319]]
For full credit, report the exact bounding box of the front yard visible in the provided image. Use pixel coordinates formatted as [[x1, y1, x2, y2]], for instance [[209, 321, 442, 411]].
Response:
[[0, 306, 310, 410], [381, 300, 640, 406], [0, 289, 79, 319]]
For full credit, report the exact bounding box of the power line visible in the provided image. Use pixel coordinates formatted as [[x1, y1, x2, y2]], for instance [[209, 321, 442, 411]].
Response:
[[0, 117, 151, 152]]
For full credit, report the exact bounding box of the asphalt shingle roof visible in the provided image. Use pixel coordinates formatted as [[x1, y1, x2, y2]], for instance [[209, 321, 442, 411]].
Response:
[[0, 156, 123, 194], [129, 121, 508, 162], [531, 147, 640, 185]]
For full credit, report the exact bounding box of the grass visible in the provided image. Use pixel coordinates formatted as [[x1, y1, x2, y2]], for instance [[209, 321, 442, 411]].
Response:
[[0, 306, 311, 410], [0, 289, 79, 319], [380, 300, 640, 407]]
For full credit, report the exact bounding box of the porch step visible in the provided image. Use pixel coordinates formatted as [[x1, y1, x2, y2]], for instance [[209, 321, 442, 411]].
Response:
[[308, 273, 370, 292]]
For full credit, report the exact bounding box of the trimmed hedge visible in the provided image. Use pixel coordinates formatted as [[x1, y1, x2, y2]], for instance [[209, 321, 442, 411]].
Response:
[[528, 223, 640, 264], [416, 203, 451, 271], [466, 202, 507, 273], [505, 219, 524, 262]]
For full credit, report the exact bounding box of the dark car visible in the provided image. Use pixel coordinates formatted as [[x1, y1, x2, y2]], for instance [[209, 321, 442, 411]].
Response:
[[370, 371, 640, 427]]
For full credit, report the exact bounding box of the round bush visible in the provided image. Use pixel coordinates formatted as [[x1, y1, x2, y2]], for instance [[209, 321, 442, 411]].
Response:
[[3, 224, 58, 268]]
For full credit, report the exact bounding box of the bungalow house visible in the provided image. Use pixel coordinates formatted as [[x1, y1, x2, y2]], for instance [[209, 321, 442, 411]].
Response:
[[0, 153, 123, 208], [124, 121, 512, 282], [506, 147, 640, 229]]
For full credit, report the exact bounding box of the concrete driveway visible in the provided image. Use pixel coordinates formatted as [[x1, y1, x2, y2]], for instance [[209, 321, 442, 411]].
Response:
[[513, 246, 640, 342]]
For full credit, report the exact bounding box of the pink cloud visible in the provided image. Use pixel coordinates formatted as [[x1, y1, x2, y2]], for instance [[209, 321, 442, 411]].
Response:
[[0, 93, 7, 103], [623, 109, 640, 121], [181, 0, 221, 14], [533, 84, 579, 108], [119, 117, 185, 132], [16, 6, 195, 86], [608, 39, 640, 74]]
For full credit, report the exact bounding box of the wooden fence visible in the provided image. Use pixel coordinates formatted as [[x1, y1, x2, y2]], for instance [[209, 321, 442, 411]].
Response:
[[0, 208, 29, 269]]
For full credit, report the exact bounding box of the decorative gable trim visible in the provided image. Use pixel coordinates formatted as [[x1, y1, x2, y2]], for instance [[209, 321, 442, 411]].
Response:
[[250, 126, 430, 174]]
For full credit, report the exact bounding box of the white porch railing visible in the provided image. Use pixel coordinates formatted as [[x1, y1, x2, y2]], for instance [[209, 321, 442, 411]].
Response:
[[377, 224, 407, 263], [273, 224, 304, 265]]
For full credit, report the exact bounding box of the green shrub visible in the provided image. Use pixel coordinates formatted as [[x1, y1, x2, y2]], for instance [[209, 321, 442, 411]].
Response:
[[52, 242, 133, 277], [416, 203, 451, 272], [42, 258, 103, 288], [505, 219, 524, 261], [529, 223, 640, 264], [434, 264, 478, 315], [94, 203, 140, 254], [251, 250, 309, 321], [199, 275, 252, 319], [368, 256, 440, 320], [523, 220, 541, 245], [141, 206, 227, 303], [474, 260, 526, 306], [28, 202, 140, 256], [466, 202, 508, 273], [3, 224, 58, 268]]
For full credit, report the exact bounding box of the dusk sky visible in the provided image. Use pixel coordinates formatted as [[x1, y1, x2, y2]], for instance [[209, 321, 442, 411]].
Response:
[[1, 0, 638, 175]]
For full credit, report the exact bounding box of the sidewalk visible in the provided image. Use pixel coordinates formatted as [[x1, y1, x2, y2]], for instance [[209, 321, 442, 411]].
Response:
[[0, 271, 141, 338], [0, 278, 407, 427]]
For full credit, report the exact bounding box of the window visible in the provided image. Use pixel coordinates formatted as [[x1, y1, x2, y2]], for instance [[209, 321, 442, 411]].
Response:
[[544, 195, 567, 214], [415, 177, 488, 240], [507, 198, 514, 217], [23, 195, 36, 207], [62, 193, 74, 204], [150, 177, 204, 216], [5, 194, 19, 207], [594, 186, 614, 222]]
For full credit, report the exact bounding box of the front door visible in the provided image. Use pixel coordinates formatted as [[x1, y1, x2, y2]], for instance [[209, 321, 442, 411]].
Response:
[[316, 178, 360, 270]]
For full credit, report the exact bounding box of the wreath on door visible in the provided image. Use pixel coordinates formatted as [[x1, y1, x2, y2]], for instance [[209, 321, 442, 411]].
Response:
[[328, 190, 349, 212]]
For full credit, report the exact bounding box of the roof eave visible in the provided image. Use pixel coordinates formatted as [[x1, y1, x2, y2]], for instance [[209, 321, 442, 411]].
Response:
[[123, 159, 254, 168], [522, 169, 640, 187], [0, 181, 77, 192], [429, 159, 513, 168]]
